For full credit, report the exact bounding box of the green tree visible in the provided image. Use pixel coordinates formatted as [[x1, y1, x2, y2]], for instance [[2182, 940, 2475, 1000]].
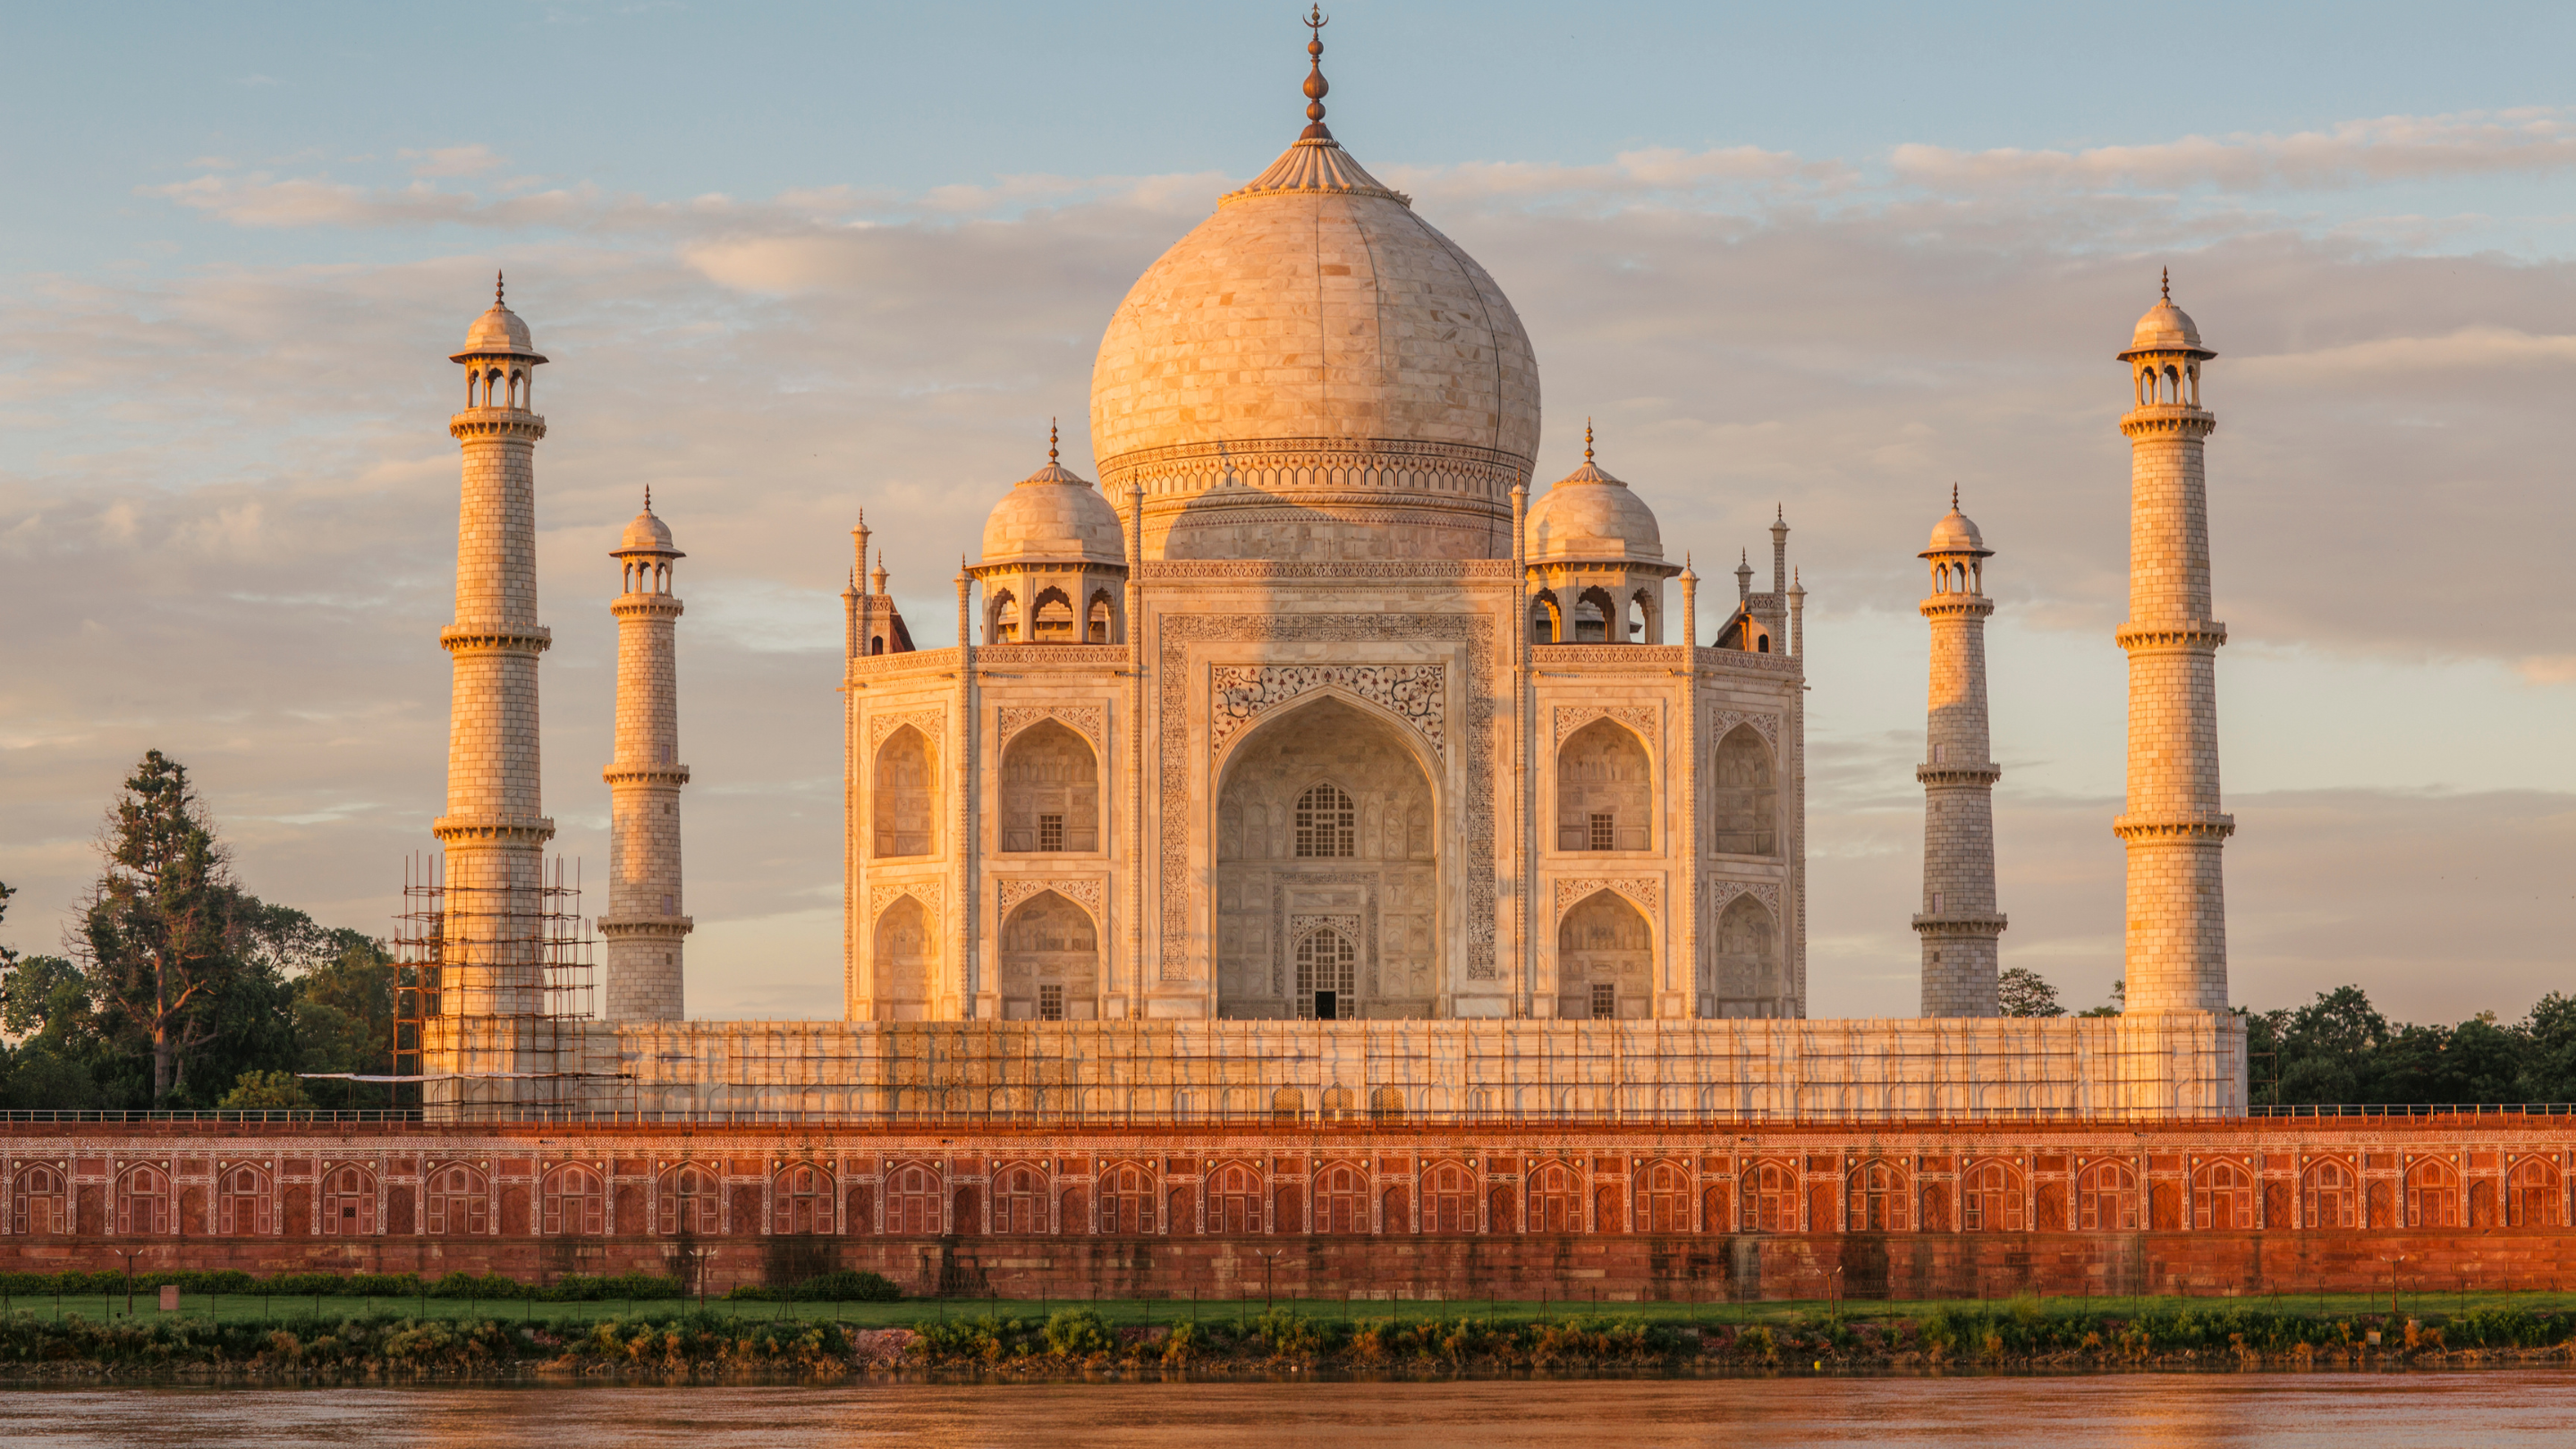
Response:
[[77, 750, 259, 1105], [216, 1069, 314, 1110], [1996, 967, 2064, 1017], [2517, 993, 2576, 1102]]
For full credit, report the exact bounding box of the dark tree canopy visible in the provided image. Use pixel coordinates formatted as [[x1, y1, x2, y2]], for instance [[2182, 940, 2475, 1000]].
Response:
[[0, 751, 398, 1111]]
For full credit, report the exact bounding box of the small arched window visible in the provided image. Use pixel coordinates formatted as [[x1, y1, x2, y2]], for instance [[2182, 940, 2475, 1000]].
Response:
[[988, 590, 1019, 643], [1292, 782, 1355, 858]]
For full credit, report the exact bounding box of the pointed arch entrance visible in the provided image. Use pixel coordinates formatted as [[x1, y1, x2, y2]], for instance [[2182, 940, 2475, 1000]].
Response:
[[1214, 695, 1437, 1019]]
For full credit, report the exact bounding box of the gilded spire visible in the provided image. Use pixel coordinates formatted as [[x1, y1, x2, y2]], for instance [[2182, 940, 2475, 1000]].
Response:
[[1583, 417, 1594, 463], [1301, 7, 1332, 141], [644, 484, 653, 513], [1049, 417, 1059, 465], [496, 269, 505, 307], [1952, 482, 1959, 509], [2160, 266, 2170, 302]]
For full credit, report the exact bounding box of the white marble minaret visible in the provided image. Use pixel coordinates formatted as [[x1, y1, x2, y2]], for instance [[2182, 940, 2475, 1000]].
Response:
[[1915, 489, 2007, 1016], [2115, 274, 2233, 1014], [599, 494, 691, 1021], [430, 275, 555, 1097]]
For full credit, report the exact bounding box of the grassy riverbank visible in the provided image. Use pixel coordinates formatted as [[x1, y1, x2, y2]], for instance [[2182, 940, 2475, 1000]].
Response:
[[9, 1281, 2574, 1334], [4, 1293, 2574, 1380]]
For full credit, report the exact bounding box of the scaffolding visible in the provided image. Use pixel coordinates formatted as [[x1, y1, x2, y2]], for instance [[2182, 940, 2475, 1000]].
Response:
[[391, 852, 602, 1113]]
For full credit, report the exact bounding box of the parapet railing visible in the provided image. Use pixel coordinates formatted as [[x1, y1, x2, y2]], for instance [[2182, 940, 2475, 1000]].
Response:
[[2246, 1103, 2576, 1119], [1, 1103, 2571, 1130]]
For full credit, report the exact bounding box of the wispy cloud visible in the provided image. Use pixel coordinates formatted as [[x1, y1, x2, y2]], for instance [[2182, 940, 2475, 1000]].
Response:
[[402, 144, 508, 178], [1892, 108, 2576, 193]]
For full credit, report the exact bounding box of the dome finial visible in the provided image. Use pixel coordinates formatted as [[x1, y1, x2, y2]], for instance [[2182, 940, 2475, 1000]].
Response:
[[2160, 266, 2170, 302], [1301, 7, 1333, 141], [644, 484, 653, 513], [1049, 417, 1059, 465], [1951, 482, 1959, 510], [1584, 417, 1594, 464], [496, 269, 504, 307]]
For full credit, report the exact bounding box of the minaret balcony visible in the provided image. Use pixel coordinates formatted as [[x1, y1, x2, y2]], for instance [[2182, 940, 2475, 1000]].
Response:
[[2113, 621, 2227, 650], [2117, 405, 2215, 440]]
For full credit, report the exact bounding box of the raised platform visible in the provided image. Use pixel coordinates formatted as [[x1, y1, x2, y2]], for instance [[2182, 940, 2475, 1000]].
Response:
[[5, 1111, 2563, 1301], [483, 1013, 2251, 1121]]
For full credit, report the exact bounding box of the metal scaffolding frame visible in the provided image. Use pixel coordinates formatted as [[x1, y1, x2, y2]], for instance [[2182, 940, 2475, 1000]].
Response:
[[390, 852, 601, 1112]]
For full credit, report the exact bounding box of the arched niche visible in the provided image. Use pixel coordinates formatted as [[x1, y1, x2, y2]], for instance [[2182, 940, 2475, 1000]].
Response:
[[999, 889, 1097, 1021], [872, 725, 936, 859], [1213, 695, 1437, 1020], [872, 893, 933, 1020], [1030, 587, 1075, 642], [1000, 720, 1097, 852], [1556, 888, 1651, 1020], [1557, 717, 1650, 852], [1707, 893, 1781, 1018], [1709, 724, 1776, 856], [1572, 586, 1619, 642]]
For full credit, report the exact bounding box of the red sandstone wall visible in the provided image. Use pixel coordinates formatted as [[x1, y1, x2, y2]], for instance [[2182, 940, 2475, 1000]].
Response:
[[4, 1118, 2567, 1301]]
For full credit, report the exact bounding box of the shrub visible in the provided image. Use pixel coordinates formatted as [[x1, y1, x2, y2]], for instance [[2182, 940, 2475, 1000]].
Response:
[[1043, 1306, 1114, 1358], [1247, 1305, 1329, 1357]]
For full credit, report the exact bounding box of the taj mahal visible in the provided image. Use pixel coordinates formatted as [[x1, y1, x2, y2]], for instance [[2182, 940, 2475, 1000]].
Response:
[[414, 22, 2246, 1122]]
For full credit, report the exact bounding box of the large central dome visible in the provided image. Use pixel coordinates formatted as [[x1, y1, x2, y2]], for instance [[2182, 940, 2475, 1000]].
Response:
[[1089, 72, 1540, 562]]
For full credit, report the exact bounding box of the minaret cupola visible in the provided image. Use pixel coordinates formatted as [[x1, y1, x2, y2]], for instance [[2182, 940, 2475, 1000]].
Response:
[[451, 271, 547, 411]]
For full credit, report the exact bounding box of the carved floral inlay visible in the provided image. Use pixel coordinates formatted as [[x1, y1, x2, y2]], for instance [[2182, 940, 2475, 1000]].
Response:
[[1553, 704, 1657, 748], [1709, 880, 1784, 915], [1708, 709, 1780, 745], [997, 705, 1105, 751], [868, 708, 946, 752], [996, 877, 1106, 923], [1554, 877, 1662, 919], [1210, 664, 1446, 758], [866, 881, 940, 919]]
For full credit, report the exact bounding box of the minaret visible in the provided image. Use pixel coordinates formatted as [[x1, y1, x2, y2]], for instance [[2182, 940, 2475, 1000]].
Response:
[[1914, 487, 2007, 1016], [2115, 273, 2232, 1014], [431, 275, 554, 1099], [599, 492, 691, 1021]]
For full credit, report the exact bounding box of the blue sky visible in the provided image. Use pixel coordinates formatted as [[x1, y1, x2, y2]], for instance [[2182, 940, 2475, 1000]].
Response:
[[3, 2, 2572, 1023]]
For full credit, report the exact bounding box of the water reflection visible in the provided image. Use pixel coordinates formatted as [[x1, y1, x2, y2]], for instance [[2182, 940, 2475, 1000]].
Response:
[[5, 1373, 2574, 1448]]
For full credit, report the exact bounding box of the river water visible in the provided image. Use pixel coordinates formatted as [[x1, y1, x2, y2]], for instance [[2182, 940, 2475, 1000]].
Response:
[[6, 1373, 2571, 1446]]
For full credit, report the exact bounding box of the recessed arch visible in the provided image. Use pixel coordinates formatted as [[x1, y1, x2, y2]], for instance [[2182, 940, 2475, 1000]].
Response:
[[1557, 716, 1650, 852], [1214, 694, 1439, 1021], [1709, 893, 1781, 1017], [1030, 586, 1075, 642], [1000, 719, 1097, 853], [1573, 585, 1619, 642], [987, 589, 1020, 643], [872, 893, 934, 1019], [999, 888, 1097, 1021], [1087, 589, 1118, 643], [871, 724, 936, 858], [1711, 724, 1776, 856], [1529, 593, 1562, 643], [1557, 888, 1650, 1020]]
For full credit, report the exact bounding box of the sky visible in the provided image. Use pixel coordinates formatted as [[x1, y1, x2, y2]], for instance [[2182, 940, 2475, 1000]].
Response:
[[2, 1, 2572, 1026]]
